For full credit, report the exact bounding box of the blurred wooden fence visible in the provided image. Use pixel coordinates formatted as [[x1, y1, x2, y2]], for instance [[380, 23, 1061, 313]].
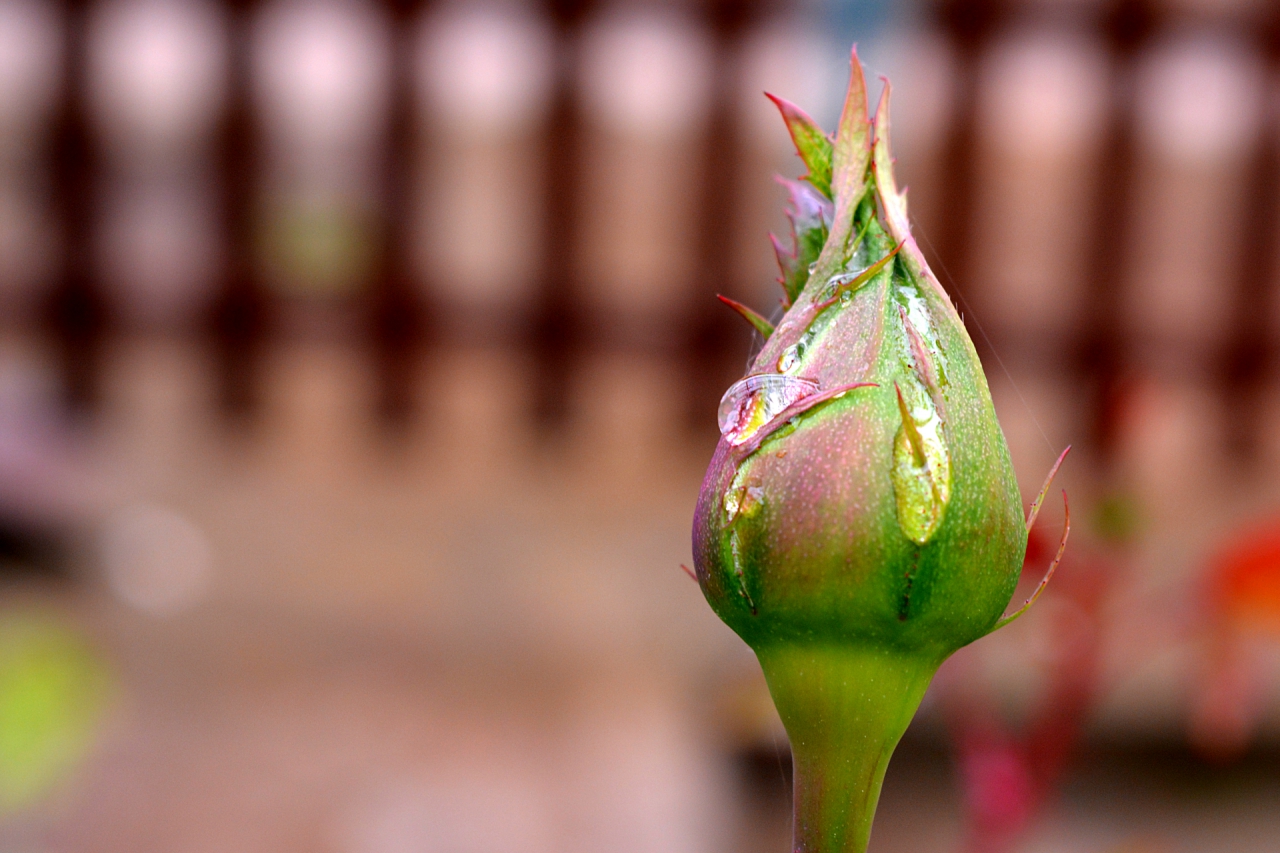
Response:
[[6, 0, 1280, 468]]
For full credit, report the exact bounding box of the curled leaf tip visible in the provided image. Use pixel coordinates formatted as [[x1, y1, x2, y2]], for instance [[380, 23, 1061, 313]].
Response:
[[1027, 445, 1071, 532], [830, 54, 871, 206], [996, 489, 1070, 631], [773, 176, 833, 303]]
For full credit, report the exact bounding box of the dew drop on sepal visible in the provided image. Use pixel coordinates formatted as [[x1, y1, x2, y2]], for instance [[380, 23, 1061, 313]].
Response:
[[718, 374, 819, 447], [890, 384, 952, 545]]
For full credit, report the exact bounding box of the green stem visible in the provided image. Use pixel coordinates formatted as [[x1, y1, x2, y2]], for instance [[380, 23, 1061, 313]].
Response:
[[756, 643, 940, 853]]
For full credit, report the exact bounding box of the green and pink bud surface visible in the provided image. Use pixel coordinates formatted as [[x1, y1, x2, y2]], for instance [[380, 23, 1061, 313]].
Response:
[[691, 49, 1069, 853]]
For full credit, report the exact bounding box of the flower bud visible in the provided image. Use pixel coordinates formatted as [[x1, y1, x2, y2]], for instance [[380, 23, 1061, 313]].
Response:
[[692, 51, 1053, 853]]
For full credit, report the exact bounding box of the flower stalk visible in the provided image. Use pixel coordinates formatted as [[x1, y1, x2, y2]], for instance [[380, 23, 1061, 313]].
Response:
[[761, 644, 937, 853]]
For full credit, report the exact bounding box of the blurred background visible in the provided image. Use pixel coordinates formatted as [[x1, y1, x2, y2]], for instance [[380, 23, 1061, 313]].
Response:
[[0, 0, 1278, 850]]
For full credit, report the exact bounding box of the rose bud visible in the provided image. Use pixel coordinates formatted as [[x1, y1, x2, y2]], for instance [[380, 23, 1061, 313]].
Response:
[[691, 49, 1069, 853]]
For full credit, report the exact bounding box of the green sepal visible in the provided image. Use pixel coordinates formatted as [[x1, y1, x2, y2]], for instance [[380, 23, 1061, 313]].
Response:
[[717, 294, 775, 339], [766, 93, 834, 199], [810, 47, 873, 286]]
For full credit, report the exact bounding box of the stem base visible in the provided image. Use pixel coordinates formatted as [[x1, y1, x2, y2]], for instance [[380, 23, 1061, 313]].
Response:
[[756, 643, 940, 853]]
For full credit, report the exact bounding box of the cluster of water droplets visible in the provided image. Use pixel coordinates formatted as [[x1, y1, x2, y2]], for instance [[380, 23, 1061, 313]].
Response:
[[776, 263, 876, 377], [713, 243, 933, 605]]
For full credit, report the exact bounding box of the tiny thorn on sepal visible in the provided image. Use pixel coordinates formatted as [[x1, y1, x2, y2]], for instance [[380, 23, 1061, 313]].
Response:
[[717, 294, 775, 339], [680, 564, 697, 582]]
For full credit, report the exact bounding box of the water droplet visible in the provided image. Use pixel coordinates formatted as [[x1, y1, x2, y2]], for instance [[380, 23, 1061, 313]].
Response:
[[718, 374, 819, 447], [807, 261, 818, 275], [896, 281, 933, 339], [723, 489, 741, 520], [777, 325, 821, 374], [777, 341, 804, 373], [724, 481, 766, 523], [821, 267, 869, 302], [896, 282, 945, 376], [891, 390, 952, 544], [727, 528, 756, 612], [724, 466, 764, 523]]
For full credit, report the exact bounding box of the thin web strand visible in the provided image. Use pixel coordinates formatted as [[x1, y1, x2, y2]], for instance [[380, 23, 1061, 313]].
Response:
[[912, 221, 1058, 456]]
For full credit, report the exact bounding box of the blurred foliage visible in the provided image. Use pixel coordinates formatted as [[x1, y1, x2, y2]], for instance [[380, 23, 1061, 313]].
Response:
[[0, 613, 111, 815], [1091, 492, 1143, 547]]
